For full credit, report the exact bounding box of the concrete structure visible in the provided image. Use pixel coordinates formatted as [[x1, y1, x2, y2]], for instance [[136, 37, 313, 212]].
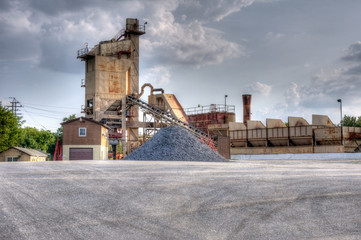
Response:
[[78, 18, 145, 154], [62, 117, 109, 160], [228, 115, 361, 155], [288, 116, 309, 127], [312, 114, 335, 126], [149, 93, 189, 123], [0, 147, 47, 162], [185, 104, 235, 133]]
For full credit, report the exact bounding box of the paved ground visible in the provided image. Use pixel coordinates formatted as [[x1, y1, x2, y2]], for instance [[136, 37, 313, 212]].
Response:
[[0, 159, 360, 240]]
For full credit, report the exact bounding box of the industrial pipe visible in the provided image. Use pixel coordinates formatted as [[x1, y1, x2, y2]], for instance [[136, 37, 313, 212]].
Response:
[[137, 83, 164, 98]]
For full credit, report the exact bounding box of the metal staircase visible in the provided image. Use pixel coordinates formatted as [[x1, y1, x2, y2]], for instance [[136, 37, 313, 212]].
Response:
[[126, 95, 211, 139]]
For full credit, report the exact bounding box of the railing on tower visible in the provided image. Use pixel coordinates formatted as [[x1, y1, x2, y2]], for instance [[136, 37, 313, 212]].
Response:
[[184, 104, 235, 115], [77, 47, 89, 57]]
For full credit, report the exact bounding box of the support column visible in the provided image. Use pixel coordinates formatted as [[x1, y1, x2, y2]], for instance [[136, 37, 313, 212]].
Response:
[[121, 97, 127, 156]]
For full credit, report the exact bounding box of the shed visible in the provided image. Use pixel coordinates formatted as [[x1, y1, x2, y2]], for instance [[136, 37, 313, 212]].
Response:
[[0, 147, 47, 162], [62, 117, 109, 160]]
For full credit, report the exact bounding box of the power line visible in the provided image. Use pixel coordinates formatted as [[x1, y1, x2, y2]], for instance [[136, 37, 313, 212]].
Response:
[[23, 105, 74, 114], [23, 107, 64, 120], [22, 102, 79, 110], [22, 107, 48, 130]]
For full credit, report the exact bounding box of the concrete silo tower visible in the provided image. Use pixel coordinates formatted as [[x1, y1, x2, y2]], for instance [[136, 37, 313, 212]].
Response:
[[77, 18, 146, 153]]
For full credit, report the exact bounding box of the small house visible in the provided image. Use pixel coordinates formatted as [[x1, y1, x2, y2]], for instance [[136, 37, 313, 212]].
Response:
[[0, 147, 47, 162], [62, 117, 109, 160]]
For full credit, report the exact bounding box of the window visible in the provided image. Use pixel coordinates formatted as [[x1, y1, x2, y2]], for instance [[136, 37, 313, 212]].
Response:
[[79, 128, 87, 137], [7, 157, 18, 162]]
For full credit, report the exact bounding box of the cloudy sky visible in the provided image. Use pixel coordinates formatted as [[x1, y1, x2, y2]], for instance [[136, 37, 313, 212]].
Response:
[[1, 0, 361, 131]]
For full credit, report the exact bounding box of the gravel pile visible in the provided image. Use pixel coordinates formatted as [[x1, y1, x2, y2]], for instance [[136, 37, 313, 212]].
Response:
[[124, 125, 228, 162]]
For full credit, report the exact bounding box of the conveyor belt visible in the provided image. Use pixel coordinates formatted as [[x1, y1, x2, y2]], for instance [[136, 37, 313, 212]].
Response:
[[126, 95, 211, 139]]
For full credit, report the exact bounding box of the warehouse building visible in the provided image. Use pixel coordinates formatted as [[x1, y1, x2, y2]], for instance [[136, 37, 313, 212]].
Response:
[[62, 117, 109, 160], [0, 147, 47, 162]]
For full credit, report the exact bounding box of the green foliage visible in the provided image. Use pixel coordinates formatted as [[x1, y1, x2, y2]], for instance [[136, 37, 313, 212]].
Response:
[[342, 115, 361, 127], [18, 127, 55, 153], [47, 132, 59, 159], [57, 114, 76, 137], [0, 107, 77, 155], [0, 103, 21, 152]]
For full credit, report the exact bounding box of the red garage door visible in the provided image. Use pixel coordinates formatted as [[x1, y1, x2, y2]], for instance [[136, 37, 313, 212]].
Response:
[[69, 148, 93, 160]]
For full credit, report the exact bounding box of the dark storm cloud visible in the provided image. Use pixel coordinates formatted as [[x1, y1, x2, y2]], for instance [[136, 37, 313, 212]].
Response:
[[341, 41, 361, 62], [0, 0, 11, 11], [26, 0, 116, 15], [0, 0, 251, 73], [344, 65, 361, 75], [0, 33, 39, 62], [38, 37, 83, 73], [294, 69, 361, 109]]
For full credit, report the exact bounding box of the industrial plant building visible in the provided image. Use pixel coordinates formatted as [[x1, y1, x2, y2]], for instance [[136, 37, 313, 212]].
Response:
[[72, 18, 361, 159]]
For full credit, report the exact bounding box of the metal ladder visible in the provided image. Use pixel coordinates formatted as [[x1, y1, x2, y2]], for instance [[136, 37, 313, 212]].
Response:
[[126, 95, 211, 139]]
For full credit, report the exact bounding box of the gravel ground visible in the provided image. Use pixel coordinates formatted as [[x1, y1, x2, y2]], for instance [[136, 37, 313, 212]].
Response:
[[124, 125, 227, 162], [0, 159, 360, 240]]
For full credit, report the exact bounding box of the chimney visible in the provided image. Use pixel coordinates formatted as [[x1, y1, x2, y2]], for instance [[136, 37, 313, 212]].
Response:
[[242, 94, 252, 125]]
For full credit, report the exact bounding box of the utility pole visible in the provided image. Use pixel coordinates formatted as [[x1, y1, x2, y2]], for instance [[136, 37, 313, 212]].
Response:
[[8, 97, 23, 117]]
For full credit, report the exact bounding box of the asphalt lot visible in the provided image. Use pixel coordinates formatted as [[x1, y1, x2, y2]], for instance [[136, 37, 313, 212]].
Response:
[[0, 159, 360, 240]]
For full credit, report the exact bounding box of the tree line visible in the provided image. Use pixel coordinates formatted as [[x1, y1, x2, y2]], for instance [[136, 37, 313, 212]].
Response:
[[0, 102, 76, 158], [342, 115, 361, 127]]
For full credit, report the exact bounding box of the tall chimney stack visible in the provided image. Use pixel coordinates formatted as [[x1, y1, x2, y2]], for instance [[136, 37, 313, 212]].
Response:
[[242, 94, 252, 125]]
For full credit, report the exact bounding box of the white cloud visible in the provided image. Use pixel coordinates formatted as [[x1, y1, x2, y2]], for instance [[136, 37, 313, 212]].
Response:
[[0, 97, 11, 106], [146, 18, 245, 68], [245, 81, 272, 96], [0, 0, 253, 72], [266, 31, 285, 40], [281, 40, 361, 110], [0, 9, 41, 34], [202, 0, 255, 22], [141, 65, 171, 87], [140, 0, 249, 68], [285, 82, 300, 106]]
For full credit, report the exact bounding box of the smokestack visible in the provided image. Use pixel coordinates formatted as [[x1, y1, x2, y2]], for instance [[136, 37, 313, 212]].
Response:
[[242, 94, 252, 125]]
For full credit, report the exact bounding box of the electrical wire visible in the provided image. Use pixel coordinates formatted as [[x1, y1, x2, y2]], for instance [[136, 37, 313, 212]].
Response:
[[22, 107, 49, 130], [22, 102, 79, 110], [23, 105, 78, 114], [22, 109, 65, 120], [12, 99, 70, 132]]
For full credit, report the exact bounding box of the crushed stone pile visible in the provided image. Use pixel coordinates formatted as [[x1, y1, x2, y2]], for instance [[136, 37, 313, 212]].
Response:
[[124, 125, 228, 162]]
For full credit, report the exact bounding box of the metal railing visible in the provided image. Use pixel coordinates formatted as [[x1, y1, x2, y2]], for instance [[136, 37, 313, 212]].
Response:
[[77, 47, 88, 57], [113, 24, 146, 41], [184, 104, 235, 115]]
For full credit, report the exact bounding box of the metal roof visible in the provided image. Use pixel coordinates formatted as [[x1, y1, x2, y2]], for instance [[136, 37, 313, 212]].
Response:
[[62, 117, 110, 129], [11, 147, 48, 157]]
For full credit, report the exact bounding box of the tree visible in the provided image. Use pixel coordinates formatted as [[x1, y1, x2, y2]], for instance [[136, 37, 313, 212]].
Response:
[[18, 127, 55, 153], [342, 115, 361, 127], [0, 103, 21, 152]]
